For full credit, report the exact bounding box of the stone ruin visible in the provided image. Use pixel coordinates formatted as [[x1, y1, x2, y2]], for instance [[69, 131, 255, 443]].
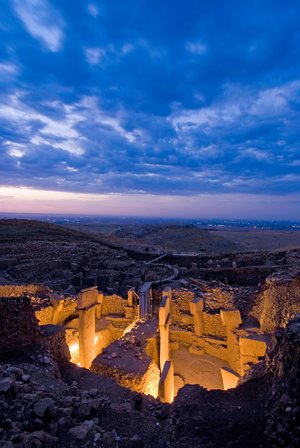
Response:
[[0, 281, 268, 403], [0, 266, 299, 448]]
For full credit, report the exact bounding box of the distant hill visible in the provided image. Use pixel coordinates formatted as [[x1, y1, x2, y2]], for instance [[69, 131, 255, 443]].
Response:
[[63, 222, 300, 255]]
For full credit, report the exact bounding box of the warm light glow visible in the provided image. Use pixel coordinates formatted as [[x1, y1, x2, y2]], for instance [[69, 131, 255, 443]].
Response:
[[69, 342, 79, 354], [68, 341, 79, 364], [68, 337, 99, 365], [122, 319, 139, 336], [143, 376, 159, 398]]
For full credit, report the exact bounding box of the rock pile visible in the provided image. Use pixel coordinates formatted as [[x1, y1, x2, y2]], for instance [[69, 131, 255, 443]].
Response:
[[265, 314, 300, 447], [0, 345, 170, 448]]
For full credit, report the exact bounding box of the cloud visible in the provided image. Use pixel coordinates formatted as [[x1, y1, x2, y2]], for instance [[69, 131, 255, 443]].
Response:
[[87, 3, 99, 18], [0, 92, 85, 155], [85, 48, 102, 65], [0, 62, 19, 75], [170, 81, 300, 131], [0, 0, 300, 215], [13, 0, 64, 52], [186, 42, 207, 55]]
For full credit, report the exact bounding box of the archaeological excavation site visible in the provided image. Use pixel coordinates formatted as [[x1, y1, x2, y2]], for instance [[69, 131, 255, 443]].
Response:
[[0, 220, 299, 448]]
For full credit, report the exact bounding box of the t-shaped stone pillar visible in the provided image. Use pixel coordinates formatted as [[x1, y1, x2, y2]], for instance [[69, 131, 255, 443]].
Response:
[[159, 297, 171, 372], [220, 309, 242, 374], [95, 292, 104, 319], [77, 287, 98, 368], [50, 294, 64, 325], [190, 297, 204, 336], [239, 336, 267, 374], [159, 287, 172, 372]]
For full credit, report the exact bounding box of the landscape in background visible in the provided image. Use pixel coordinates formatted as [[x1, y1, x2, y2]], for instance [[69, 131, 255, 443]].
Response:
[[1, 0, 300, 446], [1, 212, 300, 254]]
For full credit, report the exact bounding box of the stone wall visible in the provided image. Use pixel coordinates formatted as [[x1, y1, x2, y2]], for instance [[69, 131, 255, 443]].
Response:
[[202, 338, 228, 361], [203, 312, 227, 338], [35, 297, 77, 326], [265, 315, 300, 447], [0, 284, 49, 297], [40, 324, 71, 364], [35, 306, 54, 325], [95, 324, 125, 356], [101, 294, 128, 316], [170, 328, 228, 361], [0, 296, 40, 353], [251, 272, 300, 332], [171, 289, 195, 325], [202, 267, 272, 286], [58, 298, 77, 324]]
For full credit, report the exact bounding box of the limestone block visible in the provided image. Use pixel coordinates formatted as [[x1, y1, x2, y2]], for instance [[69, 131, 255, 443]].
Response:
[[51, 300, 64, 325], [49, 293, 63, 308], [220, 309, 242, 328], [220, 367, 240, 390], [139, 282, 152, 318], [125, 306, 135, 320], [159, 297, 169, 326], [174, 375, 185, 396], [95, 293, 104, 319], [163, 286, 172, 302], [159, 323, 170, 371], [77, 287, 98, 310], [190, 297, 204, 336], [79, 306, 95, 368], [190, 297, 204, 315], [180, 313, 194, 326], [162, 287, 171, 318], [239, 336, 267, 358], [97, 293, 104, 304], [159, 360, 174, 403]]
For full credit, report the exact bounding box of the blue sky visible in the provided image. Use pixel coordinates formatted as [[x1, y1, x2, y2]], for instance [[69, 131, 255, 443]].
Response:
[[0, 0, 300, 218]]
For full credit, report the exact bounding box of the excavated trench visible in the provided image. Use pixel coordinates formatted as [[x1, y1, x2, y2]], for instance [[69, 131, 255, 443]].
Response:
[[0, 281, 274, 402], [65, 316, 240, 399]]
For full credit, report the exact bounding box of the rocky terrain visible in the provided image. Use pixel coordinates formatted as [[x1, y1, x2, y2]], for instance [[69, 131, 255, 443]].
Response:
[[0, 220, 170, 295], [0, 219, 299, 447], [0, 312, 299, 447]]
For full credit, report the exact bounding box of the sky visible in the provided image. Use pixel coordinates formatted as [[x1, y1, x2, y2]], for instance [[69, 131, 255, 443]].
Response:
[[0, 0, 300, 219]]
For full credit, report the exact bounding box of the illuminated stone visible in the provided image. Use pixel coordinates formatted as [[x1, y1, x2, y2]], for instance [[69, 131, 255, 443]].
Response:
[[220, 367, 240, 390], [78, 287, 98, 368], [159, 360, 174, 403], [190, 297, 204, 336]]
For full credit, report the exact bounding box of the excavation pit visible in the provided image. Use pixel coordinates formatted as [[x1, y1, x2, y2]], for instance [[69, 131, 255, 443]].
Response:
[[172, 344, 231, 393]]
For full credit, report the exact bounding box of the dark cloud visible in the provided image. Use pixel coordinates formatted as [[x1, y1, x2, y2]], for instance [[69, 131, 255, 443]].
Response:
[[0, 0, 300, 200]]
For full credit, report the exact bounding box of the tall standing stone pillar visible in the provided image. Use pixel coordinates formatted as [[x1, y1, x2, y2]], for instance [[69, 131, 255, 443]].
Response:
[[128, 288, 134, 307], [220, 309, 242, 374], [50, 294, 64, 325], [139, 282, 153, 318], [77, 287, 98, 368], [95, 292, 104, 319], [190, 297, 204, 336], [158, 287, 174, 403]]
